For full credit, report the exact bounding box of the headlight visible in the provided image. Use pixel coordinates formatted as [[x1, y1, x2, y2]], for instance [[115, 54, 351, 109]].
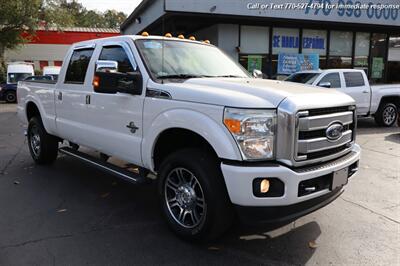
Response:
[[224, 108, 276, 160]]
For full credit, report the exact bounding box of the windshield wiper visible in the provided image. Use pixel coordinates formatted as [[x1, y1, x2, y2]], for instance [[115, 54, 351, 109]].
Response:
[[211, 75, 243, 78], [156, 74, 209, 79]]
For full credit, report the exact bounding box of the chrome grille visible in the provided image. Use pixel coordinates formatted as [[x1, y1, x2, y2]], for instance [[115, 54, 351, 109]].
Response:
[[294, 106, 355, 163]]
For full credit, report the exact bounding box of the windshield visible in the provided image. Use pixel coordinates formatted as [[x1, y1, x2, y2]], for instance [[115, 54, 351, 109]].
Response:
[[8, 73, 32, 84], [135, 39, 250, 80], [285, 73, 320, 84]]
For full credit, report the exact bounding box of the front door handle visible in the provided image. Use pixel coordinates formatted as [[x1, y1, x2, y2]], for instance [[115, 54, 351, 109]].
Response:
[[57, 92, 62, 101], [362, 90, 369, 94], [86, 95, 91, 104]]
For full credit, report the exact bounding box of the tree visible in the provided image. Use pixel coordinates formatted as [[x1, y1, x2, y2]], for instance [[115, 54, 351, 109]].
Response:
[[0, 0, 74, 82]]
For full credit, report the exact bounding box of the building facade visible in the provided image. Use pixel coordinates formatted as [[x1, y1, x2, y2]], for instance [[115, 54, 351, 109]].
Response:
[[5, 27, 120, 71], [121, 0, 400, 84]]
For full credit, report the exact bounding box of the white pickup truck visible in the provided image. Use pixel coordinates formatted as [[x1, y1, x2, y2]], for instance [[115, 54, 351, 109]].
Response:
[[285, 69, 400, 127], [17, 35, 360, 241]]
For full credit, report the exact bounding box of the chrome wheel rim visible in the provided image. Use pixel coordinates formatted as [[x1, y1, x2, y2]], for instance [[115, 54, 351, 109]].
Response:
[[383, 106, 396, 125], [164, 167, 206, 229], [29, 125, 41, 157]]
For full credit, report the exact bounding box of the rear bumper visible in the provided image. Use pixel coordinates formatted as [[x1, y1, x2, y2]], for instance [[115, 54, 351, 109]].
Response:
[[221, 144, 360, 208], [235, 187, 343, 225]]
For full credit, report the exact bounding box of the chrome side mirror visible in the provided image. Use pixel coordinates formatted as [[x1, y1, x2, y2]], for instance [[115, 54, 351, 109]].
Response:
[[319, 81, 332, 88], [252, 69, 263, 79], [96, 60, 118, 73]]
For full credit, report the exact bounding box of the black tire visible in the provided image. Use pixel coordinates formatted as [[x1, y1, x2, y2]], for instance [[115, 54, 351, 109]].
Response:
[[158, 148, 234, 242], [27, 117, 59, 164], [5, 91, 17, 103], [374, 102, 398, 127]]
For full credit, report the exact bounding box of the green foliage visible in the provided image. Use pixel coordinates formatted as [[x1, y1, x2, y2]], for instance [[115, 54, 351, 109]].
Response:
[[0, 0, 127, 81]]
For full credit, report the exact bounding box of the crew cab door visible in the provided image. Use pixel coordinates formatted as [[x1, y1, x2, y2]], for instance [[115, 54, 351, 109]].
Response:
[[84, 42, 144, 166], [342, 71, 371, 115], [55, 45, 95, 144]]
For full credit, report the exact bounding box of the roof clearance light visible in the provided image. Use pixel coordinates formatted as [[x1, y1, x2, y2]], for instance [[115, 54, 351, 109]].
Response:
[[178, 34, 185, 39], [165, 33, 172, 38], [203, 40, 210, 44], [189, 36, 196, 41], [141, 32, 149, 37]]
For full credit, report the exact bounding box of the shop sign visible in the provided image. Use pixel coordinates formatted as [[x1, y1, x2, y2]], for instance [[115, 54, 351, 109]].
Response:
[[278, 53, 320, 74], [247, 55, 262, 72], [371, 57, 384, 78]]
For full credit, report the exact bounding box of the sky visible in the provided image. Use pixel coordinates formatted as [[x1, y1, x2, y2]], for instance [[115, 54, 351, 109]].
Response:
[[76, 0, 142, 15]]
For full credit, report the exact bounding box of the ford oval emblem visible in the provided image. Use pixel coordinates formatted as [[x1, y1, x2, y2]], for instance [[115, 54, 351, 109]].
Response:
[[326, 123, 344, 141]]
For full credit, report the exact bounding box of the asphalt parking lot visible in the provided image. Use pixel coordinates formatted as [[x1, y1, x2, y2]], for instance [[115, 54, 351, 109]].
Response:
[[0, 103, 399, 266]]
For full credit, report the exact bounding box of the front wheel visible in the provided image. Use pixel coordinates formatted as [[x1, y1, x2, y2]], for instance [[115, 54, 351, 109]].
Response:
[[27, 117, 59, 164], [158, 149, 233, 242], [375, 103, 398, 127]]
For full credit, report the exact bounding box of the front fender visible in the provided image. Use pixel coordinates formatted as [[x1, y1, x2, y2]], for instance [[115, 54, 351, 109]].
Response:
[[142, 108, 242, 171]]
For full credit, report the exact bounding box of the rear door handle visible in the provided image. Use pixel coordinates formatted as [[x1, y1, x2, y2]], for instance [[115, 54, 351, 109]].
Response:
[[57, 92, 62, 101], [85, 95, 91, 104]]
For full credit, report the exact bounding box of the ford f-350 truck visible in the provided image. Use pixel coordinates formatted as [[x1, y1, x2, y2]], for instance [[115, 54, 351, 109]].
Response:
[[17, 35, 361, 241]]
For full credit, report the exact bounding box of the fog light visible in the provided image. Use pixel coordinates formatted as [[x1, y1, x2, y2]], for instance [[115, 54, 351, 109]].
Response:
[[260, 179, 270, 193], [253, 178, 284, 197]]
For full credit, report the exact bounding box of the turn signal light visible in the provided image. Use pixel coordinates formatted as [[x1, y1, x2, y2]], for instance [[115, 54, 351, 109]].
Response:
[[177, 34, 185, 39], [141, 32, 149, 37], [93, 75, 100, 89], [165, 33, 172, 38], [189, 36, 196, 41], [224, 118, 241, 134]]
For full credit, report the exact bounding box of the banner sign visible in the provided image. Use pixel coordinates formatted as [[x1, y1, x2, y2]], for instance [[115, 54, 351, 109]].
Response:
[[247, 55, 262, 72], [278, 53, 319, 74]]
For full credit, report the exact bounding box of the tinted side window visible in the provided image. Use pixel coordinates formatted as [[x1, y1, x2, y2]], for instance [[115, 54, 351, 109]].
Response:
[[318, 73, 341, 88], [65, 48, 94, 83], [344, 72, 365, 87], [99, 46, 134, 73]]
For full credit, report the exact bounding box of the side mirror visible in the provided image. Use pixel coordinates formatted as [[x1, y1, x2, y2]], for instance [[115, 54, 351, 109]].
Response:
[[94, 60, 142, 95], [252, 69, 263, 79], [319, 81, 332, 88]]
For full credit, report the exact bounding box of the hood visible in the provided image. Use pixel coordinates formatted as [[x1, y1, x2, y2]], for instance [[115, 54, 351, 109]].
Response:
[[155, 78, 355, 109]]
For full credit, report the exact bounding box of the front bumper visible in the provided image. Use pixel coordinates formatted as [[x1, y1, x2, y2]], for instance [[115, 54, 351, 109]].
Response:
[[221, 144, 361, 207], [235, 187, 343, 225]]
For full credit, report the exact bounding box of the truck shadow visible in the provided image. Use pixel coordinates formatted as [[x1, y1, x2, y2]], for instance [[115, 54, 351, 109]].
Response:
[[44, 156, 320, 265], [356, 117, 399, 135]]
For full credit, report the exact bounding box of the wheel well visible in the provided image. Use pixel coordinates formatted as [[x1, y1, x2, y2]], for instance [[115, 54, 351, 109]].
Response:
[[153, 128, 219, 171], [26, 102, 41, 122], [379, 96, 400, 109]]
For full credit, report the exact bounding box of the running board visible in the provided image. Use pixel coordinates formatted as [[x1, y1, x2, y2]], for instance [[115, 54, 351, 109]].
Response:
[[59, 147, 149, 185]]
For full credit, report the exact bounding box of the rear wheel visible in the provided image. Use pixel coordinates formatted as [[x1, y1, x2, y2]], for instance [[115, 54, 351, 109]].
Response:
[[158, 149, 233, 242], [5, 91, 16, 103], [27, 117, 59, 164], [375, 103, 398, 127]]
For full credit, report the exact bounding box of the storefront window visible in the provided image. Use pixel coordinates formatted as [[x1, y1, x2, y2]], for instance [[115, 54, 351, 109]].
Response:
[[328, 31, 353, 68], [354, 32, 370, 74], [272, 28, 300, 78], [240, 26, 269, 54], [302, 29, 327, 69], [239, 54, 269, 77], [370, 33, 388, 84], [387, 35, 400, 84], [239, 26, 270, 77]]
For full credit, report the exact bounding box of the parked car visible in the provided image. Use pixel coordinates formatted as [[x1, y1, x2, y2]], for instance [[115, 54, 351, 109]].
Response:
[[17, 35, 360, 241], [285, 69, 400, 127], [43, 66, 61, 81], [0, 62, 34, 103]]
